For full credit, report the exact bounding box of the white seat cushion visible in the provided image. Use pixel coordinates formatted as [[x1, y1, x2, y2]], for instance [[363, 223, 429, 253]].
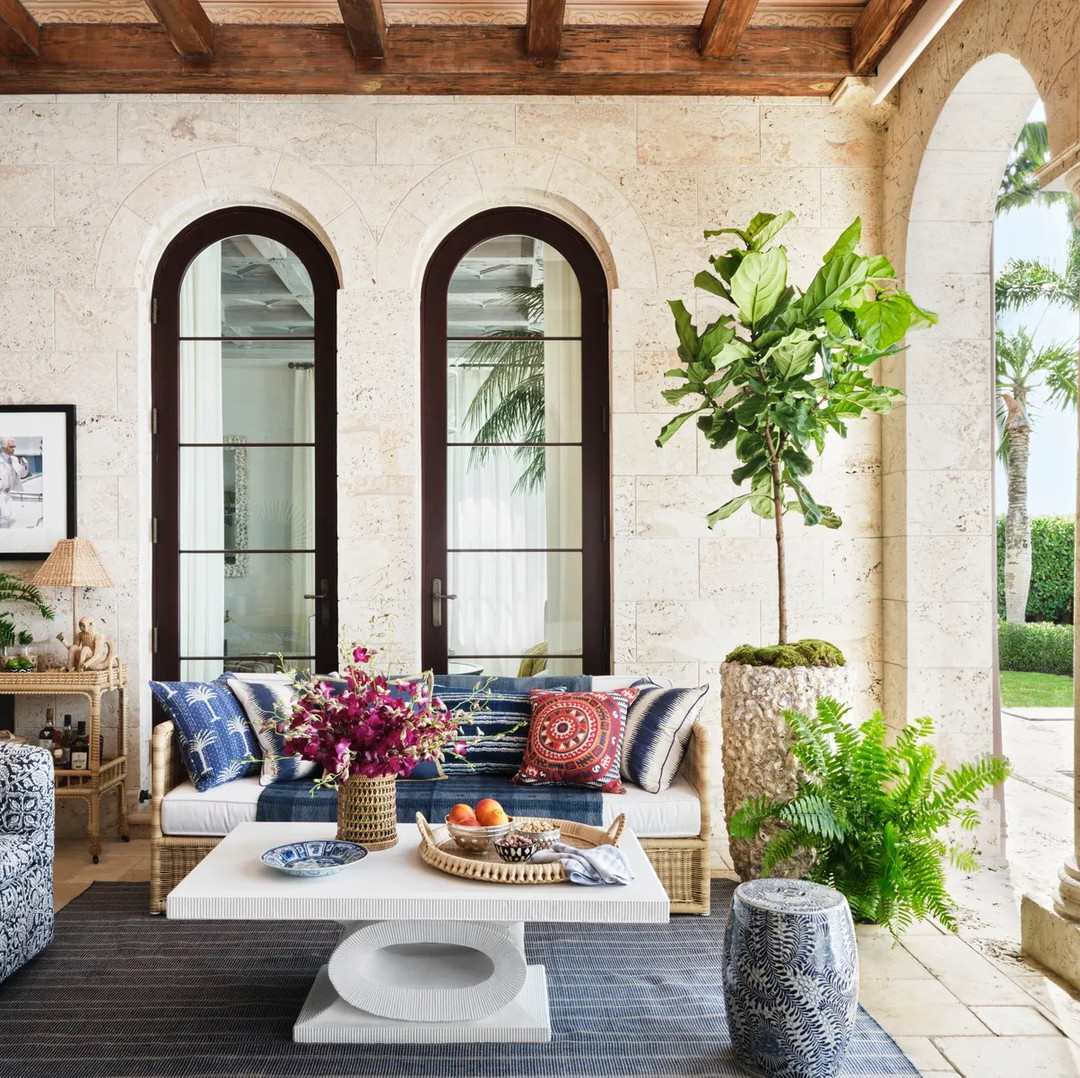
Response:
[[161, 776, 262, 837], [603, 774, 701, 839]]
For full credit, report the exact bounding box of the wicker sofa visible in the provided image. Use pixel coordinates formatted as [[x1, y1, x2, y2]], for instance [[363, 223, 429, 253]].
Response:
[[0, 742, 55, 984], [150, 686, 712, 917]]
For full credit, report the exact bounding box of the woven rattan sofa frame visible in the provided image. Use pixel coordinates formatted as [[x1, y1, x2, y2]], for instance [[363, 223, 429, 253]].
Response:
[[150, 719, 712, 915]]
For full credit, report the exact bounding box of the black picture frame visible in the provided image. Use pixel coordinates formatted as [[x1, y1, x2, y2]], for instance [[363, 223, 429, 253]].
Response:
[[0, 405, 77, 559]]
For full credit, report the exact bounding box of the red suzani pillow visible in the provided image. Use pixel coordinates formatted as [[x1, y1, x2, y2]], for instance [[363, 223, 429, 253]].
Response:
[[512, 688, 637, 794]]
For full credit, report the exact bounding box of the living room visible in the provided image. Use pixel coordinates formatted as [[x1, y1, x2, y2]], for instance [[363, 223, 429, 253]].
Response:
[[2, 0, 1080, 1076]]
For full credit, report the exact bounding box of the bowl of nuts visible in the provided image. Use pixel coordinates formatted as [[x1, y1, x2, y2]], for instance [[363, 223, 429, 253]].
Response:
[[493, 834, 537, 863], [510, 818, 561, 850]]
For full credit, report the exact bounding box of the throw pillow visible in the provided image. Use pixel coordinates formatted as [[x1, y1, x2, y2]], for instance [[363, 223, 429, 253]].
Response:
[[512, 688, 637, 794], [621, 684, 709, 794], [149, 680, 261, 792], [434, 679, 566, 776], [224, 675, 319, 787]]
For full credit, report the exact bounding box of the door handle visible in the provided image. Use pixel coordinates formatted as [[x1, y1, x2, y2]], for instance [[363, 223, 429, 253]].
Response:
[[305, 580, 331, 627], [432, 578, 457, 629], [303, 594, 326, 600]]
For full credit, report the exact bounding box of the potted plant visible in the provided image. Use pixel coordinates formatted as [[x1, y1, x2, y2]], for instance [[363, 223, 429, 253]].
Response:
[[656, 212, 935, 879], [0, 572, 55, 671], [278, 645, 463, 850], [729, 697, 1011, 935]]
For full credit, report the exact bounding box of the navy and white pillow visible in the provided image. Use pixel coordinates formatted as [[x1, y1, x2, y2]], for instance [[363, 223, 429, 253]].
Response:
[[224, 674, 318, 787], [434, 676, 567, 776], [149, 680, 262, 792], [621, 684, 709, 794]]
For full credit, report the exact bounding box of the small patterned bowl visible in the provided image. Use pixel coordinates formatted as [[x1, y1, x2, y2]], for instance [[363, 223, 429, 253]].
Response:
[[494, 836, 537, 863], [445, 817, 513, 852], [260, 839, 368, 877], [511, 818, 561, 850]]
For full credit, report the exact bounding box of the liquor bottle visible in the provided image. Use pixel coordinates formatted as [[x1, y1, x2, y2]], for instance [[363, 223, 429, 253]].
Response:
[[58, 713, 75, 769], [70, 722, 90, 771], [38, 707, 57, 754]]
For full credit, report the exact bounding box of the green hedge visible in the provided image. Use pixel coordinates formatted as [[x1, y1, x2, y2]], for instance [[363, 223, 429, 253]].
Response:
[[996, 516, 1074, 625], [998, 619, 1074, 676]]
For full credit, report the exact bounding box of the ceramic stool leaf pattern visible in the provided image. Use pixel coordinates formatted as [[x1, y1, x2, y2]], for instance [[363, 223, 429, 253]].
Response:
[[722, 878, 858, 1078], [0, 743, 55, 984]]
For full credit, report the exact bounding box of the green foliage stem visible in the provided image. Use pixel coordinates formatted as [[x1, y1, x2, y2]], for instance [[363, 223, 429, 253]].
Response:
[[658, 212, 935, 645], [729, 698, 1011, 936]]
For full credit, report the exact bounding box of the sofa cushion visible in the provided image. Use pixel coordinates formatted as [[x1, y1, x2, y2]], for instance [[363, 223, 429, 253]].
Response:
[[159, 772, 702, 839], [514, 688, 636, 794], [224, 674, 319, 786], [149, 680, 261, 792], [622, 684, 709, 794]]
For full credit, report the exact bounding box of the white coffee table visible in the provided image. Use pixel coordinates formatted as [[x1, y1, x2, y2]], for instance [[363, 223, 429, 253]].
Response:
[[166, 821, 670, 1044]]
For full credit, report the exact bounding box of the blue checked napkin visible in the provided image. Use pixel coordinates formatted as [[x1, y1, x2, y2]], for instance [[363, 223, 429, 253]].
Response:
[[530, 841, 636, 885]]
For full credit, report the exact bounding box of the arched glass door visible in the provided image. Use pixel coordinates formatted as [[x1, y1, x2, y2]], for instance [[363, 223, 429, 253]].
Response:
[[152, 208, 339, 681], [421, 209, 610, 676]]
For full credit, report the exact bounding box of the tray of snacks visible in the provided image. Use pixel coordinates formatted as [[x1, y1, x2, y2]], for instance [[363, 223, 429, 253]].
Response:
[[416, 799, 625, 884]]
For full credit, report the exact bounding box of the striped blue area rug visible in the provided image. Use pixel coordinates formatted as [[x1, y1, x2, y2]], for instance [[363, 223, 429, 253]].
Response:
[[0, 881, 917, 1078]]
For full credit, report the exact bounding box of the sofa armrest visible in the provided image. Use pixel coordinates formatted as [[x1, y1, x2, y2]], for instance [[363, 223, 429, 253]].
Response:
[[679, 721, 711, 839], [151, 720, 187, 840], [0, 743, 55, 840]]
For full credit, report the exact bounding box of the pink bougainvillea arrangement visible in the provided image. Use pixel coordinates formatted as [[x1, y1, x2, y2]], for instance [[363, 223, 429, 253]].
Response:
[[280, 645, 464, 787]]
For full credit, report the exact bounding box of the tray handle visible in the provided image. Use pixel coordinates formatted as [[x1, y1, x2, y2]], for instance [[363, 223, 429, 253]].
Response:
[[415, 812, 437, 846], [604, 813, 626, 847]]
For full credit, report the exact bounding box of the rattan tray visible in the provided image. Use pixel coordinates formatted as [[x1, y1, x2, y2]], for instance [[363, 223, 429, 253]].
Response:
[[415, 812, 625, 884]]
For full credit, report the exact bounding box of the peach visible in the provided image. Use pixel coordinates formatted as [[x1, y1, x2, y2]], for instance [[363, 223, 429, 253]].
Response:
[[475, 799, 510, 826], [447, 803, 477, 825]]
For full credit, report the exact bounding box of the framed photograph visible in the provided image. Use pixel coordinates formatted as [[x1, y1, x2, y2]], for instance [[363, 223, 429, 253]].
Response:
[[0, 405, 76, 558]]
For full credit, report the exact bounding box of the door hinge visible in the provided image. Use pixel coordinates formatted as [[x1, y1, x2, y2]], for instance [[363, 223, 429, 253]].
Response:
[[151, 518, 158, 544], [151, 407, 157, 435], [151, 627, 158, 654], [151, 297, 158, 325]]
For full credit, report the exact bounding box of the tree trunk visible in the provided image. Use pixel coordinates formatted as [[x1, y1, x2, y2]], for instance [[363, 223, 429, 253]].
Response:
[[1004, 416, 1032, 624], [770, 457, 787, 645]]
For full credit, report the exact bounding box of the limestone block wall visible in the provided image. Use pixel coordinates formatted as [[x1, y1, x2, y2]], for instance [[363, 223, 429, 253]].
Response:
[[0, 91, 887, 855]]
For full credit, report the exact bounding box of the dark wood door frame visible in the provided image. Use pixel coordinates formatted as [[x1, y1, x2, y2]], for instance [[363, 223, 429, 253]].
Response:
[[420, 207, 611, 675], [151, 206, 340, 685]]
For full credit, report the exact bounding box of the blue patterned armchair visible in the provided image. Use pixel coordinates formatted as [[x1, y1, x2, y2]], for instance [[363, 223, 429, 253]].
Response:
[[0, 742, 54, 983]]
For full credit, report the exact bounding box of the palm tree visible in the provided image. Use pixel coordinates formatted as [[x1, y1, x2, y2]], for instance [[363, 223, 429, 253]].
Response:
[[996, 122, 1077, 218], [996, 328, 1077, 623]]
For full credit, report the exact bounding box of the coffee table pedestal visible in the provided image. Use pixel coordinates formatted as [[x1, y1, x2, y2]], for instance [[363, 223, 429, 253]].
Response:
[[293, 918, 552, 1044]]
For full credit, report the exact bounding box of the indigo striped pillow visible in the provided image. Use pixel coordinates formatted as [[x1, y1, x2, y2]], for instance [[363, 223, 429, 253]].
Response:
[[224, 675, 319, 786], [621, 685, 709, 794]]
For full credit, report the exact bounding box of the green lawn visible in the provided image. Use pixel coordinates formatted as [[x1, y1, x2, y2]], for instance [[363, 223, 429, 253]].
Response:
[[999, 669, 1074, 708]]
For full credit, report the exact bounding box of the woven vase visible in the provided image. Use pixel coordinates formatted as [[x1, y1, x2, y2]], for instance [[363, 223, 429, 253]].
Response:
[[336, 775, 398, 851]]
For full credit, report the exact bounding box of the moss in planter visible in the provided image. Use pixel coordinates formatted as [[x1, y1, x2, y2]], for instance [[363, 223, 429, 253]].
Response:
[[725, 639, 846, 668]]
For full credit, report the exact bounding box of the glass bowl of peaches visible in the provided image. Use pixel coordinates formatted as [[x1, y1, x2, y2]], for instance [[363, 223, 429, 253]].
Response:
[[445, 798, 513, 852]]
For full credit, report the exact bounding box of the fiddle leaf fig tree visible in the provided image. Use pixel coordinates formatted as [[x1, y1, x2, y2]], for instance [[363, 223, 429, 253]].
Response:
[[657, 212, 936, 645]]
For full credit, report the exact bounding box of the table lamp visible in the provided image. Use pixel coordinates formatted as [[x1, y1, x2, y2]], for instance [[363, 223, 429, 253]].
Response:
[[31, 539, 117, 671]]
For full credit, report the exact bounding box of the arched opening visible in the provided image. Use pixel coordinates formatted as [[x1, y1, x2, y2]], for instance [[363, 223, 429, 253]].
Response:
[[419, 208, 611, 676], [151, 207, 341, 685]]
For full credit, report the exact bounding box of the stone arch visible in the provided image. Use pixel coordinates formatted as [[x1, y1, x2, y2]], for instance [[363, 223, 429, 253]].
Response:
[[882, 54, 1040, 850]]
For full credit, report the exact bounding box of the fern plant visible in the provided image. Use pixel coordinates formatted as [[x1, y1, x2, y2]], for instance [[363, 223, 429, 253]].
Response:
[[729, 697, 1011, 936], [0, 572, 55, 649]]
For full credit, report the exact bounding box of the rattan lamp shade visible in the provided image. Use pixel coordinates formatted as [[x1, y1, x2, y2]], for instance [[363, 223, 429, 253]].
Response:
[[31, 539, 114, 589]]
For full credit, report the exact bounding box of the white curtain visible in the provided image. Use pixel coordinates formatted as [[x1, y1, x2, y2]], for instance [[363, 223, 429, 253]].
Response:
[[179, 244, 225, 680]]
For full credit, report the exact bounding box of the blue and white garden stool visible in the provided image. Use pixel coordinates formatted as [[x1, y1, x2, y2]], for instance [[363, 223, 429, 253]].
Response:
[[722, 878, 859, 1078]]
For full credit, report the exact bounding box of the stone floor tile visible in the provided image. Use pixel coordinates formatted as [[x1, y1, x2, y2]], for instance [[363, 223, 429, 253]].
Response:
[[901, 935, 1034, 1005], [895, 1036, 952, 1072], [859, 980, 990, 1037], [935, 1035, 1080, 1077], [859, 938, 936, 980], [970, 1006, 1063, 1036]]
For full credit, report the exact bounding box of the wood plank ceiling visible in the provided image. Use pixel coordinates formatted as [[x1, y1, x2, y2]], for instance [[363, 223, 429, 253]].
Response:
[[0, 0, 931, 95]]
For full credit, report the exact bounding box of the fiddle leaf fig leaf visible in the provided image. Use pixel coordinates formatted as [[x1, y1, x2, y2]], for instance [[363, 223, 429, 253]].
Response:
[[694, 269, 732, 301], [799, 253, 868, 320], [730, 247, 788, 327], [669, 299, 698, 359], [822, 218, 862, 262], [750, 210, 796, 249]]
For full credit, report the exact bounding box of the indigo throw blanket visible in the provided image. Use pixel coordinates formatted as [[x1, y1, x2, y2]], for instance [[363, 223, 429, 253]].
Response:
[[256, 774, 605, 826]]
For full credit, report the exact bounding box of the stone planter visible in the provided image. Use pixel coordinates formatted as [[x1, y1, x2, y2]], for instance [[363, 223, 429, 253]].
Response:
[[720, 661, 847, 881]]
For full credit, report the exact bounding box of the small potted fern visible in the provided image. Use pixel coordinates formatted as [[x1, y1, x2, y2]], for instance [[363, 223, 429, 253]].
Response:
[[656, 212, 935, 879], [729, 698, 1011, 935]]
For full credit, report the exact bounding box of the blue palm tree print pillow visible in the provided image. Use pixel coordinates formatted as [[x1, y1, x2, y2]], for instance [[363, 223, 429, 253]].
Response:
[[150, 680, 262, 792]]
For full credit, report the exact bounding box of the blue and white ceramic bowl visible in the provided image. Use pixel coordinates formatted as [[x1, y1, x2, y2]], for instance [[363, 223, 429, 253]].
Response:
[[260, 839, 368, 877]]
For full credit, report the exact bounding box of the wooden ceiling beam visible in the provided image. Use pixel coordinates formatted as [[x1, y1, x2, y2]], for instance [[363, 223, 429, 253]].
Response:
[[699, 0, 759, 59], [144, 0, 214, 59], [338, 0, 388, 59], [526, 0, 567, 62], [0, 0, 39, 58], [0, 23, 851, 95], [851, 0, 925, 75]]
